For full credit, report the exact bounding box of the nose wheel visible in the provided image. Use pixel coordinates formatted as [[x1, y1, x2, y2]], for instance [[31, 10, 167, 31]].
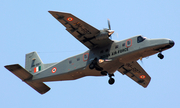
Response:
[[158, 52, 164, 59]]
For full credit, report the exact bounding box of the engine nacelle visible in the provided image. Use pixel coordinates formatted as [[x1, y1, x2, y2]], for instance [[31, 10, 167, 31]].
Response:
[[96, 32, 109, 40], [95, 29, 114, 40]]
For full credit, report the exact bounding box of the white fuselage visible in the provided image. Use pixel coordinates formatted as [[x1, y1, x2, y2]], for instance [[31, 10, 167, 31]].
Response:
[[31, 35, 174, 82]]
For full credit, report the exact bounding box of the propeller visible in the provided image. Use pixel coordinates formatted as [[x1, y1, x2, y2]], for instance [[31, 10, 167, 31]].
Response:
[[107, 19, 114, 39]]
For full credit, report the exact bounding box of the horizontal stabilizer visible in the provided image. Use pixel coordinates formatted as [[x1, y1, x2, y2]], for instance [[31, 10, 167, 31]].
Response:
[[25, 81, 50, 94], [4, 64, 50, 94], [5, 64, 32, 80]]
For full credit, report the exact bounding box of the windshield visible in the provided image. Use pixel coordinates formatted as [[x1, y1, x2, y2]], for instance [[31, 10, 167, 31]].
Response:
[[137, 36, 146, 43]]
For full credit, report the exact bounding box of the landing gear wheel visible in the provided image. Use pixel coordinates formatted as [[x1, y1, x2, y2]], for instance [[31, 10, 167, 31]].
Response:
[[108, 78, 115, 85], [158, 53, 164, 59], [89, 63, 95, 70], [101, 71, 107, 75], [89, 58, 98, 70]]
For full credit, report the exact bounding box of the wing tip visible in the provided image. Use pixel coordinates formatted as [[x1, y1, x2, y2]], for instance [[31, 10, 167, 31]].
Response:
[[48, 10, 70, 15], [48, 10, 55, 14]]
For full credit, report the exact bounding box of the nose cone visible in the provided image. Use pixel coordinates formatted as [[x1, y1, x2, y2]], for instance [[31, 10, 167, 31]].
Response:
[[169, 40, 175, 47]]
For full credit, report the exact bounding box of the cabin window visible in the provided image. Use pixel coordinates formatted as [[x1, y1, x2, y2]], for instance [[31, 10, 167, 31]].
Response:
[[127, 40, 131, 45], [69, 60, 72, 64], [83, 53, 89, 61], [84, 54, 87, 58], [126, 39, 132, 48], [137, 36, 145, 43], [115, 45, 119, 49], [77, 58, 80, 61], [122, 43, 125, 47]]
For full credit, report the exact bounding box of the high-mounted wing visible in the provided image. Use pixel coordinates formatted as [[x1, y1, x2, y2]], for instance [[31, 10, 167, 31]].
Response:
[[48, 11, 113, 49], [118, 61, 151, 88]]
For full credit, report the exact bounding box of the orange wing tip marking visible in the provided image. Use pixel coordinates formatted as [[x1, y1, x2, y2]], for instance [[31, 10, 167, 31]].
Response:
[[51, 67, 57, 73], [67, 17, 73, 21], [140, 75, 146, 79]]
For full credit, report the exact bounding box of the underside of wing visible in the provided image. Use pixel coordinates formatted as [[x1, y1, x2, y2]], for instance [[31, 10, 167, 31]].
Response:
[[118, 61, 151, 88], [48, 11, 113, 49]]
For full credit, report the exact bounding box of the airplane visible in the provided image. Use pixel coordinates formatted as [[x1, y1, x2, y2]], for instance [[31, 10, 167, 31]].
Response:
[[4, 11, 175, 94]]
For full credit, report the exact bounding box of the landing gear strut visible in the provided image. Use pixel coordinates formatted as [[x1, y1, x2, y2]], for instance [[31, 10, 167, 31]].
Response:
[[101, 71, 108, 75]]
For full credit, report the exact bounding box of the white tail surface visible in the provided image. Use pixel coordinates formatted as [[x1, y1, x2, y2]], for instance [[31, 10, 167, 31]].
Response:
[[25, 52, 44, 75]]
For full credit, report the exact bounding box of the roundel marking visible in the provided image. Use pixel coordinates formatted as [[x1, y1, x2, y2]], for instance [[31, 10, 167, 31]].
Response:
[[140, 75, 146, 79], [51, 67, 57, 73], [67, 17, 73, 21]]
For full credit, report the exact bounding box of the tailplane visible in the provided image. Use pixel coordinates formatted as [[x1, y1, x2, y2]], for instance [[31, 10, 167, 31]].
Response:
[[4, 64, 50, 94], [5, 51, 54, 94]]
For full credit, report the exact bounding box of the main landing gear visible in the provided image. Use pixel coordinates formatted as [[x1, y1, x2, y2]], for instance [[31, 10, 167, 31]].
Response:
[[89, 58, 103, 71], [108, 74, 115, 85], [89, 58, 115, 85]]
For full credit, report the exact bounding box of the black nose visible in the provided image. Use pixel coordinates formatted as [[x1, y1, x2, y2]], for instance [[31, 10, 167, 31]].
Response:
[[169, 40, 175, 47]]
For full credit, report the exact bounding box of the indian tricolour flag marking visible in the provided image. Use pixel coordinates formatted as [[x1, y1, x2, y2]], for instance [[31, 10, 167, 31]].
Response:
[[34, 66, 41, 73]]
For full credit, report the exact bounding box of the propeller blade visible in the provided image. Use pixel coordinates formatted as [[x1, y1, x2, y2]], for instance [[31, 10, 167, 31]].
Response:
[[108, 19, 111, 30], [114, 33, 119, 38], [107, 19, 115, 39]]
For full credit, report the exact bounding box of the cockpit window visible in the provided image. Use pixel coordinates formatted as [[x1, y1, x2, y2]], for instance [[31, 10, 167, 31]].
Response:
[[137, 36, 145, 43]]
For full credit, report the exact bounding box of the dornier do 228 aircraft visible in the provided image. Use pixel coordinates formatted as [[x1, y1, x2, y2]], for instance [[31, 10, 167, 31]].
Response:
[[5, 11, 175, 94]]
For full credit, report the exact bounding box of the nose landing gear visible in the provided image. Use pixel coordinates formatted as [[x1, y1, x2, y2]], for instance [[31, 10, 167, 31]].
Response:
[[157, 49, 164, 59], [158, 52, 164, 59]]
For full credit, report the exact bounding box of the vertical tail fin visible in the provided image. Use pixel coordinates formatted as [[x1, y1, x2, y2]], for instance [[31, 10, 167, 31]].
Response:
[[25, 52, 43, 74]]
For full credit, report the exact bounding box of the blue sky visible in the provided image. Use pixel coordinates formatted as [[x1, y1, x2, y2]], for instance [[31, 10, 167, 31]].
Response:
[[1, 0, 180, 108]]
